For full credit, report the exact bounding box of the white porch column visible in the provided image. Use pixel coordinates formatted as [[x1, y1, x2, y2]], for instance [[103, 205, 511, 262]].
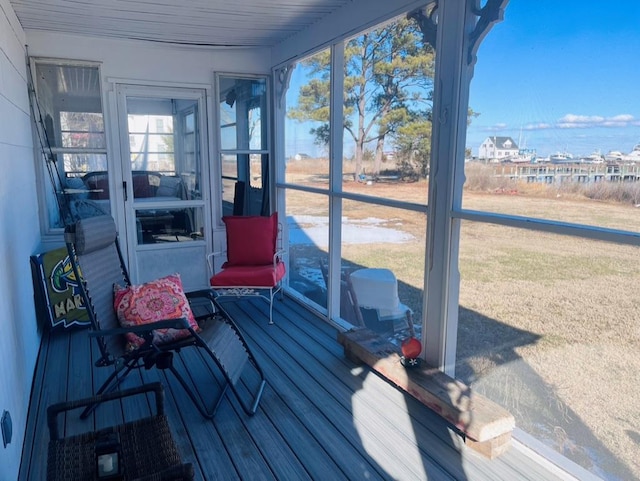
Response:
[[423, 0, 509, 374], [273, 64, 293, 287], [328, 43, 345, 322], [423, 0, 476, 374]]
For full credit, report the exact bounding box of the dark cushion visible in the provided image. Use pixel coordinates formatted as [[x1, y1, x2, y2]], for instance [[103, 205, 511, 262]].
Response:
[[73, 215, 117, 255]]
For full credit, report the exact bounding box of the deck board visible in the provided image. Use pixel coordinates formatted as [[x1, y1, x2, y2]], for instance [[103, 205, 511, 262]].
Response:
[[232, 300, 458, 480], [19, 295, 577, 481], [18, 327, 50, 481], [24, 331, 70, 481]]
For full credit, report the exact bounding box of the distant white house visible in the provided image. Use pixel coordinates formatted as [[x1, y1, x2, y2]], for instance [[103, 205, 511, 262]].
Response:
[[479, 136, 519, 160]]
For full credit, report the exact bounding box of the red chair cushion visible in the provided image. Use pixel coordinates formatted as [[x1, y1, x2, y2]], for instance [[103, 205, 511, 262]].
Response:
[[222, 213, 278, 266], [210, 261, 286, 288]]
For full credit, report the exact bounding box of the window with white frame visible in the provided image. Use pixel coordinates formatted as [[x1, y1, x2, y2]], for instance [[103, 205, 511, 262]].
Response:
[[281, 14, 433, 344], [32, 60, 109, 230], [217, 75, 270, 217]]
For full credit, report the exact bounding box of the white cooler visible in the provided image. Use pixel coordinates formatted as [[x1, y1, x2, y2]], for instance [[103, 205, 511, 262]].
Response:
[[349, 268, 410, 321]]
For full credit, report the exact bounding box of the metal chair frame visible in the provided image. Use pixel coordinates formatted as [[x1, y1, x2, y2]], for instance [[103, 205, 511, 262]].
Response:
[[64, 215, 266, 420]]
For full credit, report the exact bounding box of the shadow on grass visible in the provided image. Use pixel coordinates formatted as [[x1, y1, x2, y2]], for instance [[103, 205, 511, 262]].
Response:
[[456, 306, 633, 481]]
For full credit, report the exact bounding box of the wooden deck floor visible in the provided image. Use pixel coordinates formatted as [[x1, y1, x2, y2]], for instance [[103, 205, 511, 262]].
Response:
[[20, 295, 577, 480]]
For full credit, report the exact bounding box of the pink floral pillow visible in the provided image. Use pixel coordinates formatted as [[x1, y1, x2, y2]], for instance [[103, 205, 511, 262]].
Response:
[[114, 273, 199, 350]]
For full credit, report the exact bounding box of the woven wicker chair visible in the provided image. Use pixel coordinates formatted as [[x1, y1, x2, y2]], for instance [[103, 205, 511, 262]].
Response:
[[64, 215, 266, 420], [47, 383, 193, 480]]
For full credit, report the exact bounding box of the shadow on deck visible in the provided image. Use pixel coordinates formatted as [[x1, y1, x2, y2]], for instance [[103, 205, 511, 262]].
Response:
[[20, 295, 574, 480]]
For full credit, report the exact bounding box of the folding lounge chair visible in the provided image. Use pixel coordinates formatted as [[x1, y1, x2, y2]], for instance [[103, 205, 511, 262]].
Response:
[[64, 215, 266, 419]]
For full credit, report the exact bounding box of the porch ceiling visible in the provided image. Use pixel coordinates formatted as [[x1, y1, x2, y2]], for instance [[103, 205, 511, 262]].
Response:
[[9, 0, 352, 47]]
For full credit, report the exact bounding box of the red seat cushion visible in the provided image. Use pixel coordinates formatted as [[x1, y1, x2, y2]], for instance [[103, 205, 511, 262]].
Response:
[[210, 261, 286, 288], [222, 213, 277, 266]]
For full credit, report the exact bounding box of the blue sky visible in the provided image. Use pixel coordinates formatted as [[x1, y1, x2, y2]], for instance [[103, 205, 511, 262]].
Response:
[[285, 2, 640, 159], [285, 68, 327, 159], [467, 0, 640, 157]]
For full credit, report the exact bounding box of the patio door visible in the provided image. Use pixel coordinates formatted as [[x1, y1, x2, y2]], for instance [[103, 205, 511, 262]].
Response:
[[115, 84, 210, 290]]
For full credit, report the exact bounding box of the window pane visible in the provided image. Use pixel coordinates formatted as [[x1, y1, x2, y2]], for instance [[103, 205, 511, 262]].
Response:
[[286, 189, 329, 310], [221, 178, 236, 216], [219, 77, 267, 151], [34, 62, 107, 229], [340, 199, 425, 343], [464, 3, 640, 233], [135, 207, 203, 244], [126, 97, 202, 203], [457, 221, 640, 480], [60, 132, 105, 149], [183, 112, 197, 176], [341, 16, 434, 204], [62, 159, 110, 226], [64, 180, 111, 224], [220, 153, 269, 216], [60, 112, 105, 148], [62, 153, 107, 176], [285, 49, 331, 187], [127, 114, 175, 174], [221, 153, 238, 179]]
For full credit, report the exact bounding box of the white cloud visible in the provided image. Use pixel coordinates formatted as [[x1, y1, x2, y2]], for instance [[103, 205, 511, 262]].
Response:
[[523, 123, 552, 130], [556, 113, 636, 129], [481, 123, 508, 132], [559, 114, 605, 124], [609, 114, 634, 122], [472, 113, 639, 137]]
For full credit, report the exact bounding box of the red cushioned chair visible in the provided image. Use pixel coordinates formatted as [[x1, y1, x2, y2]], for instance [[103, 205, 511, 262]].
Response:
[[208, 212, 286, 324]]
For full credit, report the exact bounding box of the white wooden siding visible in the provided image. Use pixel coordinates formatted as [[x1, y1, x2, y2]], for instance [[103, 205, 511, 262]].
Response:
[[0, 1, 41, 479]]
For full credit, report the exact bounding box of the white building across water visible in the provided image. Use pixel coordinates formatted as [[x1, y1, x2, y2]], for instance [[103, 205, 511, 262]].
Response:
[[479, 136, 519, 161]]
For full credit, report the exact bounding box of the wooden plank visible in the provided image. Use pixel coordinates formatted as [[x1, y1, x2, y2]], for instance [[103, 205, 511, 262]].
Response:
[[337, 329, 515, 445], [224, 302, 381, 480], [241, 299, 471, 478], [19, 331, 70, 481], [211, 401, 278, 480], [233, 379, 317, 481], [138, 364, 207, 480], [268, 301, 474, 478], [175, 346, 277, 480], [466, 432, 513, 460], [227, 299, 456, 481], [274, 298, 551, 479], [17, 331, 49, 481], [228, 328, 351, 480], [87, 332, 125, 432], [114, 347, 154, 426], [224, 304, 358, 479], [159, 357, 242, 480], [63, 327, 95, 438]]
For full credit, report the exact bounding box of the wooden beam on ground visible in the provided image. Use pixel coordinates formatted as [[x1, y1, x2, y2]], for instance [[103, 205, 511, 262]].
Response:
[[337, 327, 515, 459]]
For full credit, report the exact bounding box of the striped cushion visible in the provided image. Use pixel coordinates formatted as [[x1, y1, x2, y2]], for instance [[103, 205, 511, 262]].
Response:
[[73, 215, 118, 255]]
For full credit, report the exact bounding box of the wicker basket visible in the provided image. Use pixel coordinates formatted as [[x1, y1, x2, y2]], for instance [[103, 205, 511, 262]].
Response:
[[46, 383, 193, 481]]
